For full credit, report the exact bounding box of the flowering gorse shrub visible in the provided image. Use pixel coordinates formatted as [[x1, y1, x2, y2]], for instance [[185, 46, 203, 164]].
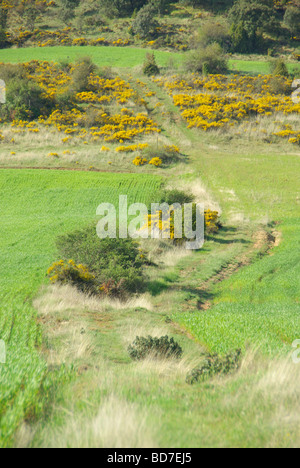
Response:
[[0, 60, 161, 148], [145, 207, 221, 242], [132, 156, 148, 166], [204, 209, 220, 234], [149, 157, 162, 166], [116, 143, 148, 152], [143, 143, 181, 165], [154, 74, 300, 143], [47, 259, 95, 291]]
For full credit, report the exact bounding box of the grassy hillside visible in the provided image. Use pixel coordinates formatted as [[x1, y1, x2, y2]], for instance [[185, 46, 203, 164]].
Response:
[[0, 0, 299, 449]]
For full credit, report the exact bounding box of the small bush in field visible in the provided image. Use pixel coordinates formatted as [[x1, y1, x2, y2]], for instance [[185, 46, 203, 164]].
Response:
[[159, 189, 194, 206], [185, 43, 228, 75], [194, 19, 230, 50], [133, 156, 148, 166], [132, 4, 159, 40], [146, 205, 221, 244], [143, 53, 160, 76], [204, 209, 221, 234], [70, 56, 98, 93], [270, 59, 289, 78], [1, 77, 53, 121], [128, 335, 183, 361], [186, 349, 242, 385], [47, 259, 95, 292], [149, 157, 162, 167], [143, 143, 180, 164], [56, 225, 145, 296]]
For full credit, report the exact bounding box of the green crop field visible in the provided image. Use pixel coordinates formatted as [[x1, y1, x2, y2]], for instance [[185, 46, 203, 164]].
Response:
[[0, 169, 162, 446]]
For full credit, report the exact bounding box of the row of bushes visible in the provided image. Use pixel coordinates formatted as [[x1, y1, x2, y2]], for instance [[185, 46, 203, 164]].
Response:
[[47, 188, 221, 298], [127, 334, 241, 384], [141, 42, 298, 77]]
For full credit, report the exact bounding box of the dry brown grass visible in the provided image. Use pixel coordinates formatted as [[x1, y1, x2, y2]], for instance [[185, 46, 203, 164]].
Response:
[[34, 284, 153, 366], [34, 284, 153, 316], [37, 395, 157, 448], [172, 178, 222, 214], [233, 350, 300, 447]]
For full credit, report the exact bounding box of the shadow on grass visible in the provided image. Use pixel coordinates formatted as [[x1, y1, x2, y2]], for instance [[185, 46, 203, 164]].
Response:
[[147, 279, 169, 296], [147, 279, 214, 312], [208, 235, 250, 245], [207, 226, 250, 245]]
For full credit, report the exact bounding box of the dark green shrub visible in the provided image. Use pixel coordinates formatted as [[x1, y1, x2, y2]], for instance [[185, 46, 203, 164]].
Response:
[[186, 349, 242, 384], [270, 59, 289, 78], [0, 63, 26, 83], [229, 0, 279, 50], [268, 76, 291, 95], [195, 19, 230, 50], [142, 53, 160, 76], [0, 77, 53, 121], [159, 189, 194, 206], [100, 0, 148, 17], [56, 225, 145, 296], [128, 335, 183, 360], [283, 7, 300, 36], [132, 3, 158, 39], [230, 21, 253, 54], [0, 28, 8, 48], [185, 43, 228, 75], [60, 0, 80, 24], [55, 89, 76, 111], [70, 57, 98, 93]]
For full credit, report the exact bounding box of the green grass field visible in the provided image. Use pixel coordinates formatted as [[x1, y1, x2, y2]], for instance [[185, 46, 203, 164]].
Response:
[[1, 47, 299, 75], [229, 59, 300, 74], [0, 46, 182, 69]]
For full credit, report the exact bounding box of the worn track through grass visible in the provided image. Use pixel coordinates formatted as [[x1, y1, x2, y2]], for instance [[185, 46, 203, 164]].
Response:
[[196, 228, 278, 311]]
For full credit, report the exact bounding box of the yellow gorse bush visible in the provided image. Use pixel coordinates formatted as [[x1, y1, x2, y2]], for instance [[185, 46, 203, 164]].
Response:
[[154, 74, 300, 142], [149, 157, 162, 166], [3, 61, 161, 147], [144, 207, 220, 241], [132, 156, 148, 166], [6, 27, 133, 48], [47, 259, 95, 285], [116, 143, 149, 152], [204, 209, 220, 233]]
